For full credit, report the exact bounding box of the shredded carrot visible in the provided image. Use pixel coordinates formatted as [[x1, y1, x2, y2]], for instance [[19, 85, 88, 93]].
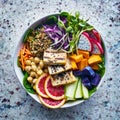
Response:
[[25, 49, 31, 55], [18, 44, 32, 70]]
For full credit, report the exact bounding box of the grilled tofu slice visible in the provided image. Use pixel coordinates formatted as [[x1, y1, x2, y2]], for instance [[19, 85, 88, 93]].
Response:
[[43, 48, 67, 65], [51, 71, 76, 86], [48, 59, 72, 75]]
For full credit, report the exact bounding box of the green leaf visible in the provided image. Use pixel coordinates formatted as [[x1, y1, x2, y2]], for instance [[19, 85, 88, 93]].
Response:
[[23, 72, 32, 89], [101, 55, 105, 64], [60, 12, 69, 17], [98, 64, 103, 69], [71, 16, 78, 24], [66, 26, 73, 33], [84, 25, 94, 31], [70, 41, 75, 48], [97, 55, 105, 77], [97, 65, 105, 77], [89, 87, 97, 96], [46, 16, 58, 25], [57, 20, 66, 29], [23, 29, 33, 43], [79, 22, 86, 27], [23, 72, 36, 94], [26, 88, 36, 94], [75, 11, 80, 19], [69, 40, 75, 52]]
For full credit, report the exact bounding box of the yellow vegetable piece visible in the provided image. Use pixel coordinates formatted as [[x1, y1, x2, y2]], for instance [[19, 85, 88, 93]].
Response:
[[69, 54, 76, 60], [70, 54, 83, 63], [70, 59, 78, 70], [88, 55, 102, 65], [77, 49, 89, 58], [90, 64, 99, 70], [78, 59, 88, 71]]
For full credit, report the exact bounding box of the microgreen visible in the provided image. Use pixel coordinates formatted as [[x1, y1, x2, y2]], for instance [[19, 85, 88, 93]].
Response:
[[58, 19, 66, 29], [59, 11, 94, 53]]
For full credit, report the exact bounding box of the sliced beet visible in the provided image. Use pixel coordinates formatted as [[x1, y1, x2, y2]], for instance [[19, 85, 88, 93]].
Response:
[[82, 66, 95, 78], [81, 76, 92, 89], [77, 33, 92, 52], [73, 70, 82, 77], [91, 73, 101, 86]]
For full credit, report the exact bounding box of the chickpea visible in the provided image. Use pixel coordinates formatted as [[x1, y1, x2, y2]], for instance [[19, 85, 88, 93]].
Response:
[[31, 65, 37, 72], [33, 78, 38, 84], [27, 76, 33, 83], [25, 60, 31, 66], [25, 66, 31, 73], [37, 70, 43, 75], [30, 57, 34, 62], [33, 85, 36, 90], [35, 74, 39, 78], [30, 71, 37, 78], [31, 62, 35, 66], [37, 66, 41, 70], [39, 60, 44, 68], [34, 57, 40, 64]]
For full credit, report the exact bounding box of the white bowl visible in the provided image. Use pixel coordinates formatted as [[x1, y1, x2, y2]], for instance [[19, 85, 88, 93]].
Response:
[[13, 14, 108, 108]]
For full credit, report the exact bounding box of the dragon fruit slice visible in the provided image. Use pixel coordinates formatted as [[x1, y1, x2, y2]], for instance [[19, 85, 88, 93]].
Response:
[[91, 39, 103, 54], [92, 29, 101, 44], [77, 33, 92, 52]]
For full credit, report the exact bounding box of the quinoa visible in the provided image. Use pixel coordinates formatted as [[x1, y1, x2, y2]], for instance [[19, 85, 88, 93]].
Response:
[[27, 27, 52, 59]]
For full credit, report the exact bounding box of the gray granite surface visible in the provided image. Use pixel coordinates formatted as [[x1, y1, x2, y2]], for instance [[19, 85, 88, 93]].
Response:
[[0, 0, 120, 120]]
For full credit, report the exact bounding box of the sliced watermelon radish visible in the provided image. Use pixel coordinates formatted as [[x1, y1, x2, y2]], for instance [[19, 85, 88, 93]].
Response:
[[39, 96, 65, 109], [36, 73, 49, 98], [44, 76, 65, 100], [77, 32, 92, 52], [91, 38, 103, 54]]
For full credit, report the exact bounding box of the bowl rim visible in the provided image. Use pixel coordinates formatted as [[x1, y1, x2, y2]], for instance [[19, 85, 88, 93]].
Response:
[[13, 14, 108, 108]]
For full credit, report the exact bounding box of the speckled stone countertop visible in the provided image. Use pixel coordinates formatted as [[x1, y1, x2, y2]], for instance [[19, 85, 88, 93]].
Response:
[[0, 0, 120, 120]]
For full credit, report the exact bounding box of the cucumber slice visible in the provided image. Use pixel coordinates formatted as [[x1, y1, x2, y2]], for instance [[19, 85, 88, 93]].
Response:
[[75, 79, 82, 98], [66, 97, 76, 101], [65, 78, 78, 100], [82, 83, 89, 99]]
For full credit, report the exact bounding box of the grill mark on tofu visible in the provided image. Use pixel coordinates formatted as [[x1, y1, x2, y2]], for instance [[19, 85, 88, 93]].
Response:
[[51, 71, 76, 86], [48, 59, 72, 75], [43, 48, 67, 65]]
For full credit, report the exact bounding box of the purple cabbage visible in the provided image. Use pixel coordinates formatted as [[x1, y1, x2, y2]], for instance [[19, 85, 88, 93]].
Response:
[[59, 16, 67, 24], [43, 17, 71, 51]]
